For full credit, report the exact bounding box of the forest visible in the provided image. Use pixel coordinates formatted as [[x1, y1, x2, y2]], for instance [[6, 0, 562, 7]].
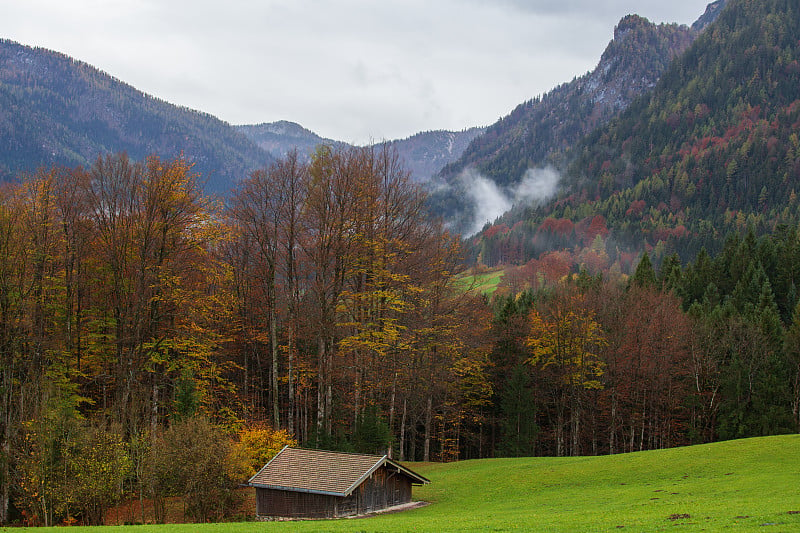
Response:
[[0, 147, 798, 526]]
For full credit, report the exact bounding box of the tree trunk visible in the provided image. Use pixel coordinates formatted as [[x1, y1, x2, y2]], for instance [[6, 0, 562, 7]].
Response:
[[388, 374, 396, 459], [325, 336, 333, 435], [424, 396, 432, 462], [270, 301, 279, 429], [354, 355, 361, 429], [316, 336, 325, 431], [609, 393, 617, 455], [793, 363, 800, 432], [570, 397, 580, 457], [399, 399, 407, 461], [151, 377, 158, 436], [409, 425, 416, 462], [556, 391, 565, 457], [287, 328, 294, 436], [0, 423, 9, 524]]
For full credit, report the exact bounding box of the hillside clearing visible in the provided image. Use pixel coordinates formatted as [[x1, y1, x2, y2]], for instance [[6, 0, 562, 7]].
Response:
[[15, 434, 800, 532], [454, 268, 505, 295]]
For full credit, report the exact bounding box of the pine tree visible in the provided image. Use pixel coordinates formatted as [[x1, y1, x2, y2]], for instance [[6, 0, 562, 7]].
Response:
[[498, 364, 538, 457], [630, 252, 656, 289]]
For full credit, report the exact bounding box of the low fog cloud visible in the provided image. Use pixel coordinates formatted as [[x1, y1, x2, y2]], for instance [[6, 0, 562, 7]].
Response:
[[460, 166, 561, 235], [461, 169, 512, 235], [515, 166, 560, 204]]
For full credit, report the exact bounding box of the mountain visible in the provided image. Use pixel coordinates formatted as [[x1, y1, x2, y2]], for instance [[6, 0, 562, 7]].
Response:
[[431, 7, 721, 234], [691, 0, 728, 31], [385, 127, 486, 183], [440, 15, 698, 187], [472, 0, 800, 269], [0, 35, 475, 192], [239, 121, 484, 183], [0, 39, 271, 193], [236, 121, 348, 161]]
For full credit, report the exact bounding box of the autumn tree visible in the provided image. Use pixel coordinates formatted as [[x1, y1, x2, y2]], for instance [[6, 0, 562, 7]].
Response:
[[83, 153, 222, 435], [0, 183, 31, 523], [273, 150, 309, 436], [67, 423, 130, 525], [13, 370, 84, 526], [597, 284, 693, 452], [526, 288, 606, 456], [230, 161, 286, 428], [302, 145, 358, 435]]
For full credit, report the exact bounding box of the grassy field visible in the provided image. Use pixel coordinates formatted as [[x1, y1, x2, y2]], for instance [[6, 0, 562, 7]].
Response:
[[454, 268, 505, 295], [10, 434, 800, 532]]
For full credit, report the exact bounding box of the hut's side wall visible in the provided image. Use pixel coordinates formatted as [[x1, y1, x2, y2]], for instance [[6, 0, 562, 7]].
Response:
[[255, 465, 416, 519], [256, 488, 339, 519]]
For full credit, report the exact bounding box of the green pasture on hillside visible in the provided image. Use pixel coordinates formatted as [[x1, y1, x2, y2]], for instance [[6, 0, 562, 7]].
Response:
[[12, 435, 800, 532], [454, 268, 505, 295]]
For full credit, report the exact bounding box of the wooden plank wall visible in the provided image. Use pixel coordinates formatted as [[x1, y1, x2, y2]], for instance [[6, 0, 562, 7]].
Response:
[[256, 464, 415, 519]]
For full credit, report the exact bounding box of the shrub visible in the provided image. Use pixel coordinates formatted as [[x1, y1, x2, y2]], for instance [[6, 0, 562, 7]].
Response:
[[145, 417, 249, 523]]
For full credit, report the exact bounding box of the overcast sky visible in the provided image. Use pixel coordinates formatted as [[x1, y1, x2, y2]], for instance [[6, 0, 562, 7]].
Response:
[[1, 0, 712, 144]]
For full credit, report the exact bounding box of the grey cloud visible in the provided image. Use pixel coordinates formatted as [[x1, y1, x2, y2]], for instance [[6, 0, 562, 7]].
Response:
[[469, 0, 708, 23]]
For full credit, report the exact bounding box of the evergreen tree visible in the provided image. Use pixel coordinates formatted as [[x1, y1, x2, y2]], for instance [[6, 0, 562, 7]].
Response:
[[498, 364, 538, 457], [352, 406, 392, 455], [658, 252, 682, 291], [630, 252, 656, 289]]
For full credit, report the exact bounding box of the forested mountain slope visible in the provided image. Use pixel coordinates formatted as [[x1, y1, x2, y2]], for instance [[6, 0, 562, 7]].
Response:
[[474, 0, 800, 268], [0, 39, 271, 192], [430, 4, 724, 233]]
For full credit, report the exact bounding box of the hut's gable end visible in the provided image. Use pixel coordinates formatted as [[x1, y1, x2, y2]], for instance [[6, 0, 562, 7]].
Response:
[[341, 464, 414, 515]]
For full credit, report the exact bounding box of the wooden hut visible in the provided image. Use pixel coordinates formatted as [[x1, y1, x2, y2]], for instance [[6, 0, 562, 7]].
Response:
[[248, 446, 429, 519]]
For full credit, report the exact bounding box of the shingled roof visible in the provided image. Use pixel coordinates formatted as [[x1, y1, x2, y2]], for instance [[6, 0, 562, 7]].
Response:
[[248, 446, 429, 497]]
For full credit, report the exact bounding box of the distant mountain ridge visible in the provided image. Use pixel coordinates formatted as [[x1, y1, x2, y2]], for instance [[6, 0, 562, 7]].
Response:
[[439, 14, 704, 185], [238, 121, 485, 183], [236, 121, 348, 161], [0, 1, 727, 203], [0, 35, 480, 192], [385, 127, 486, 183], [0, 39, 271, 193]]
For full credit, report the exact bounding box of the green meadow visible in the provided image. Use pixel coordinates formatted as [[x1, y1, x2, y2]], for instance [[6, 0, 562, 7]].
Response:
[[12, 435, 800, 532], [454, 268, 505, 295]]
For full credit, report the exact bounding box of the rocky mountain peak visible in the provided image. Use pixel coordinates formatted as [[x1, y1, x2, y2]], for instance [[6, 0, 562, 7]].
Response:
[[692, 0, 728, 32], [613, 14, 652, 41]]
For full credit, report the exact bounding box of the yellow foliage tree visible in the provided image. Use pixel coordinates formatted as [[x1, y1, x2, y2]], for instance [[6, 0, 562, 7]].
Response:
[[235, 424, 298, 475], [525, 295, 606, 456]]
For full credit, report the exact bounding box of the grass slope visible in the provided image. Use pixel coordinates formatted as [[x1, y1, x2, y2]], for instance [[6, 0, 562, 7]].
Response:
[[454, 268, 505, 295], [14, 435, 800, 532]]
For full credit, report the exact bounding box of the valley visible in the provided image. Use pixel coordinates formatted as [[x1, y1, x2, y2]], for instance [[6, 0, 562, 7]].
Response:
[[1, 0, 799, 528]]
